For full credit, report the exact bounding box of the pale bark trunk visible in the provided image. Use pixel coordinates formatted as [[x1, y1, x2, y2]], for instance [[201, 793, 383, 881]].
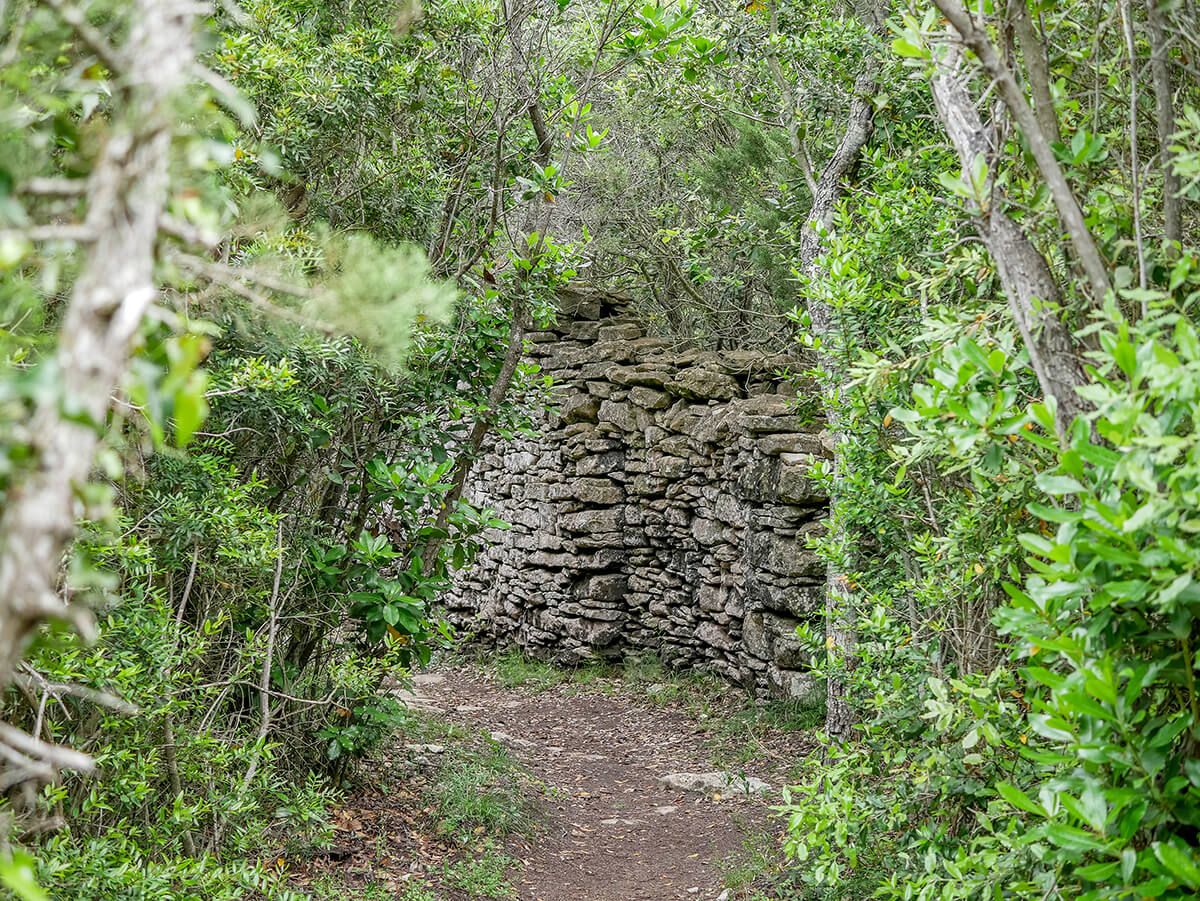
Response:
[[932, 0, 1112, 304], [798, 60, 881, 741], [1146, 0, 1182, 248], [0, 1, 196, 683], [930, 42, 1090, 437]]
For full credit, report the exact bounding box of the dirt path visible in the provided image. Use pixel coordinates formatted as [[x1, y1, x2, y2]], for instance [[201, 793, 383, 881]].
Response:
[[410, 670, 782, 901]]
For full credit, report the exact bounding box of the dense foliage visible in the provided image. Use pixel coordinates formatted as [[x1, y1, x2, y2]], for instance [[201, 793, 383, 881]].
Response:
[[2, 0, 1200, 899]]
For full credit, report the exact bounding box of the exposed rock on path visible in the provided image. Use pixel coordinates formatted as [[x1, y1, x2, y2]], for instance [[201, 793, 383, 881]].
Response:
[[415, 670, 783, 901]]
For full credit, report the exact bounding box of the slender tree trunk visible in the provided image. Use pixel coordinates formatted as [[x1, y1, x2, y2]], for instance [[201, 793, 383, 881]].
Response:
[[798, 58, 882, 741], [930, 42, 1090, 437], [1146, 0, 1182, 248], [421, 294, 527, 575], [780, 0, 895, 740], [1008, 0, 1061, 143], [1120, 0, 1149, 304], [0, 0, 196, 685], [423, 0, 624, 577], [932, 0, 1112, 303]]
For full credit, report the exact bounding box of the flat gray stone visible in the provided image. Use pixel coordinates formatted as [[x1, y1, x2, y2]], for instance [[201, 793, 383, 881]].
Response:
[[657, 771, 771, 796], [490, 731, 537, 751]]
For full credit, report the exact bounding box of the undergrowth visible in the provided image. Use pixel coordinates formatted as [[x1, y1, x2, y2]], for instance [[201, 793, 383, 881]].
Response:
[[441, 847, 518, 899], [492, 649, 569, 691], [431, 743, 537, 842]]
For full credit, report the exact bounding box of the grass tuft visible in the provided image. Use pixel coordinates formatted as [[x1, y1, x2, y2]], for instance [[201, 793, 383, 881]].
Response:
[[493, 649, 568, 690], [442, 846, 517, 899], [431, 744, 536, 842]]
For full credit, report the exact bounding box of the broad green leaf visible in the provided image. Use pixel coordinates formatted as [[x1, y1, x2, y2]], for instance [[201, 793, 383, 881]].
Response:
[[0, 853, 49, 901], [1043, 822, 1105, 854], [891, 37, 926, 58], [996, 782, 1046, 816], [1153, 842, 1200, 887], [1035, 474, 1085, 496]]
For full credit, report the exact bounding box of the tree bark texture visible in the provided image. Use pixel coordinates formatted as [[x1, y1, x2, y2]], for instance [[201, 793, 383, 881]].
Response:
[[931, 0, 1112, 304], [798, 59, 881, 742], [0, 0, 197, 684], [1146, 0, 1182, 248], [1007, 0, 1061, 143], [929, 41, 1090, 437]]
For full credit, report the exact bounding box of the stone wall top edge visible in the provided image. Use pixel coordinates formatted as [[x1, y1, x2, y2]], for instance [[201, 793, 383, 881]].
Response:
[[549, 287, 817, 374]]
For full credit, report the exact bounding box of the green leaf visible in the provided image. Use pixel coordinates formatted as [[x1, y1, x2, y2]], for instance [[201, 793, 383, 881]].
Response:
[[1030, 402, 1056, 432], [1075, 861, 1119, 880], [1121, 847, 1138, 882], [1043, 822, 1105, 853], [1025, 666, 1065, 689], [1075, 442, 1121, 468], [996, 782, 1046, 816], [891, 37, 927, 58], [1060, 690, 1113, 722], [393, 607, 421, 632], [0, 853, 49, 901], [1113, 338, 1137, 376], [886, 406, 921, 422], [173, 373, 210, 447], [1036, 473, 1085, 495], [1153, 842, 1200, 887], [1156, 572, 1193, 608], [1184, 759, 1200, 787], [1123, 502, 1158, 533], [1027, 502, 1081, 523], [937, 171, 972, 199]]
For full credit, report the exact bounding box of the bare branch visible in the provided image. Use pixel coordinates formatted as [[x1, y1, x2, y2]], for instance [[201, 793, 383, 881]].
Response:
[[0, 722, 94, 775], [0, 225, 94, 243], [169, 251, 334, 333], [159, 213, 220, 250], [16, 666, 141, 716], [20, 178, 88, 197], [42, 0, 127, 74]]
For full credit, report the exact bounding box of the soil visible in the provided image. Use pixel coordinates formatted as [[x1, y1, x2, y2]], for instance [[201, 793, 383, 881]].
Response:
[[284, 668, 810, 901]]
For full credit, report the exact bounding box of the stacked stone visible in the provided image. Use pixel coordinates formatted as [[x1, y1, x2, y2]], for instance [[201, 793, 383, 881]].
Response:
[[444, 288, 830, 701]]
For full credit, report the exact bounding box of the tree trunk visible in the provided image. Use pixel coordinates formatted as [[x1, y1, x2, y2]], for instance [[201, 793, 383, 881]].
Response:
[[0, 0, 196, 685], [798, 59, 881, 741], [931, 0, 1112, 304], [1007, 0, 1061, 144], [1146, 0, 1182, 248], [929, 41, 1090, 437], [420, 294, 527, 575]]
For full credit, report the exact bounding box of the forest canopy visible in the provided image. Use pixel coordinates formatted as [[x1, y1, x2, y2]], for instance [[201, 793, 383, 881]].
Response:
[[1, 0, 1199, 899]]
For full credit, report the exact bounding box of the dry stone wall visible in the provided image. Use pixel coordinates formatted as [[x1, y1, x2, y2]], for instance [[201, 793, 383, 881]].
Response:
[[445, 289, 830, 701]]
